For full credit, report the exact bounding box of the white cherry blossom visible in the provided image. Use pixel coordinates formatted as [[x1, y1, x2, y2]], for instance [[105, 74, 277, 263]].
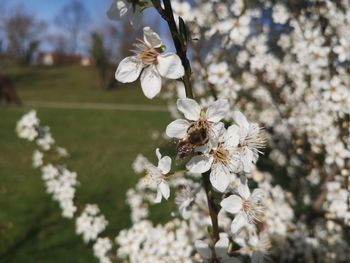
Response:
[[32, 150, 43, 168], [115, 27, 184, 99], [272, 4, 289, 24], [107, 0, 142, 27], [195, 233, 241, 263], [76, 204, 108, 243], [221, 178, 265, 234], [208, 62, 230, 85], [16, 110, 39, 141], [93, 237, 112, 263], [166, 98, 229, 144], [186, 125, 241, 192], [232, 111, 266, 173], [144, 148, 171, 203], [333, 38, 350, 62]]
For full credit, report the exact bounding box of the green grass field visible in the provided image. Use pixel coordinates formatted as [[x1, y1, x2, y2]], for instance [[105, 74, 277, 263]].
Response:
[[0, 66, 173, 262], [1, 65, 166, 105]]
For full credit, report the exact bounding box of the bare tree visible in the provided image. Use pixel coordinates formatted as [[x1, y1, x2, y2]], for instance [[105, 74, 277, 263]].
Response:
[[47, 34, 70, 54], [2, 6, 46, 64], [55, 0, 89, 53], [89, 21, 135, 89], [90, 32, 110, 89]]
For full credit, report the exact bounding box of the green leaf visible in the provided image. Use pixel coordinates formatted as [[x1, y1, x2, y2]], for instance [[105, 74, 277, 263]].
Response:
[[207, 225, 213, 235], [178, 17, 189, 46]]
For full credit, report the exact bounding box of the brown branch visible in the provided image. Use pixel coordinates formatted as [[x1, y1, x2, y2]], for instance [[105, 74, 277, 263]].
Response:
[[153, 0, 194, 99], [152, 2, 221, 261], [202, 171, 220, 261]]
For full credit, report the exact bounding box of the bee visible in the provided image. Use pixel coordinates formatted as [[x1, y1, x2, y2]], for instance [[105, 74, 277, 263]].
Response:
[[176, 120, 209, 159]]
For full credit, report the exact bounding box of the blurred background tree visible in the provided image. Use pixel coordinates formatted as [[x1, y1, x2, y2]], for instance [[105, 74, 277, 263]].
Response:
[[1, 6, 46, 65], [89, 21, 134, 90], [54, 0, 89, 54]]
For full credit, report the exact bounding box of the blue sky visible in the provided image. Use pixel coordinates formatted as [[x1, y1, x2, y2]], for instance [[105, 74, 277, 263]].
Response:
[[4, 0, 110, 22], [3, 0, 112, 31], [2, 0, 175, 54]]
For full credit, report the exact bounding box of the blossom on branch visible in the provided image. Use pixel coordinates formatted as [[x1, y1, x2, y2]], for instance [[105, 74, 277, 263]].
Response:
[[144, 148, 171, 203], [166, 98, 229, 150], [232, 111, 266, 173], [115, 27, 184, 99], [16, 110, 39, 141], [220, 177, 265, 234], [186, 125, 241, 192], [195, 233, 241, 263], [107, 0, 143, 27]]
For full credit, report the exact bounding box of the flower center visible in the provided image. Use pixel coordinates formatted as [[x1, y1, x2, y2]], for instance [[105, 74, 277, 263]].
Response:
[[143, 165, 163, 185], [132, 39, 161, 65], [241, 128, 266, 151], [242, 198, 265, 223], [138, 48, 159, 65], [242, 198, 251, 212], [213, 145, 229, 165]]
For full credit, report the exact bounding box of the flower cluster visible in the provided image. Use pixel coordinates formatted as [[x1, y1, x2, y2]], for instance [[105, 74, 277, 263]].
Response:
[[166, 99, 265, 192], [17, 111, 113, 263], [116, 220, 193, 263], [16, 110, 39, 141], [15, 0, 350, 262], [110, 0, 350, 262], [93, 237, 113, 263], [75, 204, 108, 243], [16, 110, 55, 150], [41, 164, 78, 218], [16, 111, 77, 218]]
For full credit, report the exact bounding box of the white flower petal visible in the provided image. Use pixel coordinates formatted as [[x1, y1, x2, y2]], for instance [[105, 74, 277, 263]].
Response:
[[242, 148, 254, 173], [206, 99, 230, 122], [158, 156, 171, 174], [225, 125, 240, 147], [215, 234, 229, 259], [220, 195, 243, 214], [115, 56, 143, 83], [250, 189, 265, 203], [194, 144, 211, 154], [238, 177, 250, 199], [186, 155, 213, 173], [166, 119, 190, 139], [231, 212, 247, 234], [177, 98, 201, 121], [155, 148, 162, 161], [154, 188, 162, 203], [195, 240, 211, 260], [143, 27, 162, 48], [228, 155, 241, 173], [210, 165, 230, 192], [210, 122, 225, 144], [140, 66, 162, 99], [233, 111, 249, 130], [156, 53, 184, 79], [159, 181, 170, 200], [107, 0, 129, 20]]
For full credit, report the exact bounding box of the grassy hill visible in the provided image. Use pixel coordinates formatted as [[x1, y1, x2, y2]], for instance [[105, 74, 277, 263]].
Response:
[[0, 65, 174, 262]]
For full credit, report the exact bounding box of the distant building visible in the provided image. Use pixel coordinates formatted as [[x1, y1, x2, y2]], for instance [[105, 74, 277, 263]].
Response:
[[37, 52, 94, 66], [42, 53, 54, 65], [81, 57, 93, 66]]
